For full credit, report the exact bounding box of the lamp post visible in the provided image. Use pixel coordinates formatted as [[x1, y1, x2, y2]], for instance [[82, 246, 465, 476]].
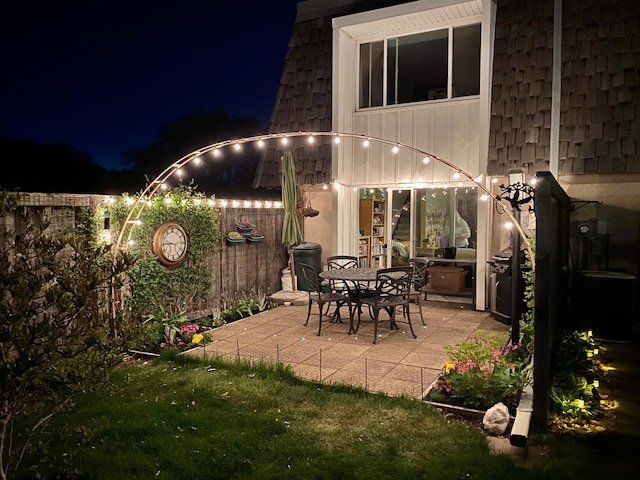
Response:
[[496, 169, 535, 344]]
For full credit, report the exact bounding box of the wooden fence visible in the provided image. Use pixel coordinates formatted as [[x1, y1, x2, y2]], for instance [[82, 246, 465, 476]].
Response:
[[1, 193, 288, 312]]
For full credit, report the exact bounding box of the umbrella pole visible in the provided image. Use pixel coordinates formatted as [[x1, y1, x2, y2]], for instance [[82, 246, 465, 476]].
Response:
[[289, 250, 296, 291]]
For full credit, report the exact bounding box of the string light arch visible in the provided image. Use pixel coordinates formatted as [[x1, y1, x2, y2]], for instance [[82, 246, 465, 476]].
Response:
[[113, 131, 535, 270]]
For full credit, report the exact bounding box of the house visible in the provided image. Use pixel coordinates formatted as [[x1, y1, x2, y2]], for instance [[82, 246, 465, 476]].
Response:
[[254, 0, 640, 323]]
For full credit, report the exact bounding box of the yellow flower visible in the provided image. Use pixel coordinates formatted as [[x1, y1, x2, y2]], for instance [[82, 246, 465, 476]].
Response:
[[444, 361, 455, 374], [192, 333, 204, 344]]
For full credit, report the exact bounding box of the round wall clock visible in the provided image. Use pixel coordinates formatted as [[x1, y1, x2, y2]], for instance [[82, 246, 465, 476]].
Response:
[[152, 221, 188, 266]]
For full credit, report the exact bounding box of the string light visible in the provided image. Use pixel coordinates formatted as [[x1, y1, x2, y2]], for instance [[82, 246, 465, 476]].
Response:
[[113, 132, 531, 273]]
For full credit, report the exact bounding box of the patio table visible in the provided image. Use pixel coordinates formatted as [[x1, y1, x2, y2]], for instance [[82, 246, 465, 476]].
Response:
[[319, 267, 379, 332]]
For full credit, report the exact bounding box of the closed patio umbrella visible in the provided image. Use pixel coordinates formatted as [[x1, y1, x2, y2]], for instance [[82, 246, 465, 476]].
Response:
[[281, 151, 303, 290]]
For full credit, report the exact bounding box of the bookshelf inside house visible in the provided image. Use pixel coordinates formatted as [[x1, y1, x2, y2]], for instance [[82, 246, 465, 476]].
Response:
[[359, 198, 385, 268]]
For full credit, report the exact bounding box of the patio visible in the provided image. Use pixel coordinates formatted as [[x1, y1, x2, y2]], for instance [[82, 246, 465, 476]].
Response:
[[192, 300, 509, 399]]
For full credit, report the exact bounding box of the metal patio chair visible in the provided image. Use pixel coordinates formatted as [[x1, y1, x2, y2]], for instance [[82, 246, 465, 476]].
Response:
[[408, 257, 428, 326], [300, 263, 353, 336], [354, 266, 417, 344]]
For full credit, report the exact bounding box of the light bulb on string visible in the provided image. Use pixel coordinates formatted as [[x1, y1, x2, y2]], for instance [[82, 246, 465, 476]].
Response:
[[334, 136, 341, 144], [363, 139, 370, 147], [257, 139, 265, 148], [423, 156, 430, 164], [392, 145, 399, 154], [233, 143, 242, 152]]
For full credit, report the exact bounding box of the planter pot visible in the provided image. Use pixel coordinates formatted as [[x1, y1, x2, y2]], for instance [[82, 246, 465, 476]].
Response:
[[246, 236, 264, 243], [226, 235, 245, 245], [236, 224, 255, 234]]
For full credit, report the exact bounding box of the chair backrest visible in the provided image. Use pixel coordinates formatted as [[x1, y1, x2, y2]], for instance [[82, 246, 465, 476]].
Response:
[[375, 266, 412, 299], [409, 257, 429, 289], [327, 255, 359, 270], [300, 263, 321, 293]]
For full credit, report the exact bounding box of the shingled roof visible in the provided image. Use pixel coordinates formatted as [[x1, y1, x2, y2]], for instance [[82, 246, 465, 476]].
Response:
[[252, 0, 411, 189], [488, 0, 640, 176]]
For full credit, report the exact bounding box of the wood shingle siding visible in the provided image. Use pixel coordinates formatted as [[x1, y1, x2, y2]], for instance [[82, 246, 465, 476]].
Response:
[[489, 0, 640, 177], [252, 0, 412, 189]]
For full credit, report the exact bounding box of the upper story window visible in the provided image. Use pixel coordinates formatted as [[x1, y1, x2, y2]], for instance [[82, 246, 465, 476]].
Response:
[[359, 24, 481, 109]]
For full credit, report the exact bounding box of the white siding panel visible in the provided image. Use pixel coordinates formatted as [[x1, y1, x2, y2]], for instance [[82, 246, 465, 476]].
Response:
[[350, 101, 480, 185], [382, 111, 398, 181], [352, 116, 369, 184], [432, 105, 453, 182], [398, 110, 416, 183]]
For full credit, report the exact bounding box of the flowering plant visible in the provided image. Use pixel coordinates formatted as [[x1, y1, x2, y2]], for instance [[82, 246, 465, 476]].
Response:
[[430, 331, 530, 411]]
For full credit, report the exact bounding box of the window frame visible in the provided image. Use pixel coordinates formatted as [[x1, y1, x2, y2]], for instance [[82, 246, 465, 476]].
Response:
[[357, 22, 481, 110]]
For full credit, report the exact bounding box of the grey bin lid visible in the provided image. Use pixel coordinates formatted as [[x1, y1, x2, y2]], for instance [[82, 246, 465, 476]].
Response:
[[294, 242, 322, 251]]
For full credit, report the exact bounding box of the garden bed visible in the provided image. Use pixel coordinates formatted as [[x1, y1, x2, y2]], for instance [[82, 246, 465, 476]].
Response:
[[422, 331, 529, 438]]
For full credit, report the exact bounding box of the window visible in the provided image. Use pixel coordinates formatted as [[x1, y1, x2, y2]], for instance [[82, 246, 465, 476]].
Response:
[[359, 24, 481, 109]]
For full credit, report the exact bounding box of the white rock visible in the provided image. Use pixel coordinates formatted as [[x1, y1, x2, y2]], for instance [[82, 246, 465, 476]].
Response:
[[482, 402, 510, 436]]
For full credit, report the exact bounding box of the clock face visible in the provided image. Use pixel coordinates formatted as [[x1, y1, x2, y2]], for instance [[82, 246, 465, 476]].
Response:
[[153, 222, 188, 266], [578, 223, 591, 235]]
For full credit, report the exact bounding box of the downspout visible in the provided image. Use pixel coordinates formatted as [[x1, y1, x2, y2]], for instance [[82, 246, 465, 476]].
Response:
[[510, 0, 562, 447], [549, 0, 562, 177]]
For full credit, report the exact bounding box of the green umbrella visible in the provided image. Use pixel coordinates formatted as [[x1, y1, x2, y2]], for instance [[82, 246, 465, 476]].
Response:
[[281, 151, 303, 290]]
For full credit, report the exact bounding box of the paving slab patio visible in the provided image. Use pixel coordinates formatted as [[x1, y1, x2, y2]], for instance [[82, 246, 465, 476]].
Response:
[[194, 300, 510, 399]]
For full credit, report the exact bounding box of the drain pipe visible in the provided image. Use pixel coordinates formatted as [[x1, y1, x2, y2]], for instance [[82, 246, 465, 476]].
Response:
[[511, 0, 563, 445], [510, 358, 534, 447]]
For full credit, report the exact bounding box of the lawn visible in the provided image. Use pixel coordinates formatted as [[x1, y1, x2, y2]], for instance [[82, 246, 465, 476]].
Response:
[[16, 352, 639, 479]]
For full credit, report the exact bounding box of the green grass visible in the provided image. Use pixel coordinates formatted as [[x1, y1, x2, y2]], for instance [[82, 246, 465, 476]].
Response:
[[16, 352, 639, 479]]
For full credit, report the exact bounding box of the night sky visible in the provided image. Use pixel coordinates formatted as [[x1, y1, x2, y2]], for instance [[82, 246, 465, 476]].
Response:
[[1, 0, 300, 170]]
